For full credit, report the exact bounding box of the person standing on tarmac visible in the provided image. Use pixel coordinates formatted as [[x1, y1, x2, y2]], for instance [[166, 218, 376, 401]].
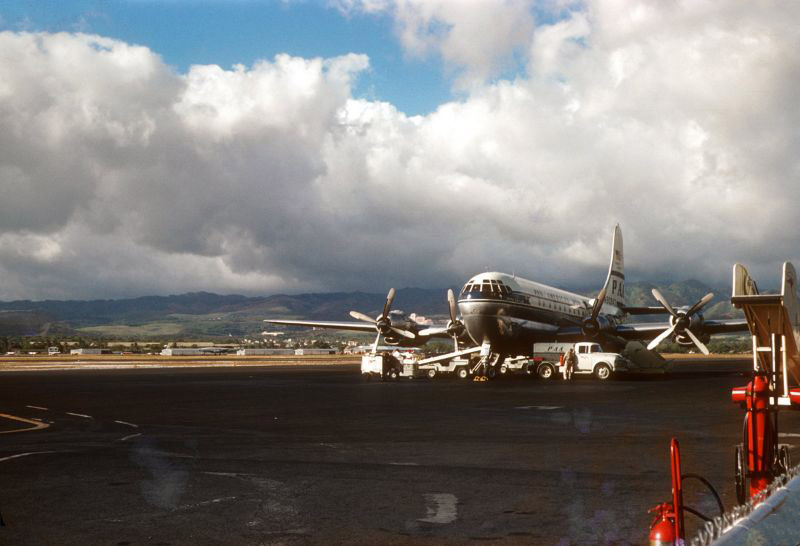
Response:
[[563, 347, 576, 380]]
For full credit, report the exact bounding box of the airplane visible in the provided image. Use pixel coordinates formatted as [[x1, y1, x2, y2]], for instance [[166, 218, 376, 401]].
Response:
[[454, 225, 748, 374], [266, 225, 748, 375]]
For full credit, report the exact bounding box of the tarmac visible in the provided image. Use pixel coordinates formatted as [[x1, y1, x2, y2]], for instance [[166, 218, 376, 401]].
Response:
[[0, 359, 793, 545]]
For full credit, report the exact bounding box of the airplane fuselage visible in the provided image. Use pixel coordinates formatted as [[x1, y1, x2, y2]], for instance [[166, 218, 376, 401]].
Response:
[[457, 272, 621, 355]]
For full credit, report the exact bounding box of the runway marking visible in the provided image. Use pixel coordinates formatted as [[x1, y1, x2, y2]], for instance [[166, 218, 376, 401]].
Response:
[[114, 420, 139, 428], [779, 433, 800, 438], [118, 433, 142, 442], [0, 413, 51, 434], [419, 493, 458, 524], [515, 405, 563, 410], [0, 450, 56, 462], [25, 405, 49, 411], [389, 462, 419, 466], [66, 412, 93, 419]]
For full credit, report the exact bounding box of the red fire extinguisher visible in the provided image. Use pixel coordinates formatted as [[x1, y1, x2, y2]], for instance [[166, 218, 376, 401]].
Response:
[[648, 503, 677, 545]]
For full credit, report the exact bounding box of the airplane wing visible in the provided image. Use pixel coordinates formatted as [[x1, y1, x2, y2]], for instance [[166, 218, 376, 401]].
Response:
[[263, 318, 459, 341], [263, 319, 376, 332], [613, 319, 749, 339]]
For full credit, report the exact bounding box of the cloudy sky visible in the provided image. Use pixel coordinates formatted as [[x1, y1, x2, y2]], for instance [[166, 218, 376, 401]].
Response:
[[0, 0, 798, 300]]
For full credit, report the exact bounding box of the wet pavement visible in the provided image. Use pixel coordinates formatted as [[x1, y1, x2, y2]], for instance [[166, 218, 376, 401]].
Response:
[[0, 364, 796, 545]]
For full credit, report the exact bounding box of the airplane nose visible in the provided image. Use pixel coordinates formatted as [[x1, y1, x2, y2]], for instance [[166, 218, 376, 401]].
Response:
[[460, 300, 506, 345]]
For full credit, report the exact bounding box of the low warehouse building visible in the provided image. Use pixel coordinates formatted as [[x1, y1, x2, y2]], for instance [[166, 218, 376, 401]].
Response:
[[235, 348, 295, 356]]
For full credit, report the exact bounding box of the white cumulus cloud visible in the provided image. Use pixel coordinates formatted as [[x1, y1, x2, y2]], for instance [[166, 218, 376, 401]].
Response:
[[1, 0, 800, 300]]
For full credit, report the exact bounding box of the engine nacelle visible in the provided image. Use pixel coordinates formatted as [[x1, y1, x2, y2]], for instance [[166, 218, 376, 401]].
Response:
[[669, 311, 705, 333], [582, 315, 616, 338]]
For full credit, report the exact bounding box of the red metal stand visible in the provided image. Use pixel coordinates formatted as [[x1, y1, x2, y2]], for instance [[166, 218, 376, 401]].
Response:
[[731, 375, 778, 501]]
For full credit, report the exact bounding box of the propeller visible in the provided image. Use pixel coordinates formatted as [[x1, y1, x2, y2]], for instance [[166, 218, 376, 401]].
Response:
[[419, 289, 467, 350], [647, 288, 713, 354], [581, 285, 608, 337], [348, 288, 416, 348]]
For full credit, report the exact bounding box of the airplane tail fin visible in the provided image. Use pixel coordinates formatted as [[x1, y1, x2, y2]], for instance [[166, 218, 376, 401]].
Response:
[[602, 224, 625, 309]]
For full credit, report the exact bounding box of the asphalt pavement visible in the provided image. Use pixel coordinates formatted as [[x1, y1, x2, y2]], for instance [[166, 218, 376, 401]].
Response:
[[0, 363, 796, 545]]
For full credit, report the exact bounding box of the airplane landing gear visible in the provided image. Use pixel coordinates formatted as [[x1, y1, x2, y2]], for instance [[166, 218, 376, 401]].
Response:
[[471, 353, 505, 381]]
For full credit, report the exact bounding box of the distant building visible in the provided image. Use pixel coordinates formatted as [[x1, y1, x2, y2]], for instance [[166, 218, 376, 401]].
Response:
[[294, 348, 337, 355], [70, 348, 110, 355], [160, 348, 203, 356], [236, 348, 295, 356]]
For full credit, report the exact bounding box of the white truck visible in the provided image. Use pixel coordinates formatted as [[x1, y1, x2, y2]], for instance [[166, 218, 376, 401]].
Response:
[[361, 350, 425, 380], [530, 341, 631, 381]]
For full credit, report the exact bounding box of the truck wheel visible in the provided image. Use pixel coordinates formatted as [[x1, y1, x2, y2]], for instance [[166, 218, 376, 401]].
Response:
[[486, 366, 497, 379], [426, 368, 436, 379], [594, 363, 611, 380], [456, 367, 469, 380], [538, 363, 555, 380], [499, 363, 508, 375]]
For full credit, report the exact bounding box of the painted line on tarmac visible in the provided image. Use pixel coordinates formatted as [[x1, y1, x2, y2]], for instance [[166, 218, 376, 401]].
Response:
[[0, 413, 51, 434], [25, 405, 49, 411], [779, 433, 800, 438], [118, 433, 142, 442], [515, 405, 563, 410], [114, 420, 138, 428], [66, 412, 93, 419], [0, 450, 56, 463]]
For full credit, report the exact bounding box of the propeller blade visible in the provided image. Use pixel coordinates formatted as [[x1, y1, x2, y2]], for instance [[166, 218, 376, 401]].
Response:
[[390, 326, 416, 339], [647, 323, 678, 351], [684, 328, 710, 355], [350, 311, 377, 323], [372, 331, 381, 354], [590, 286, 608, 320], [447, 289, 458, 323], [418, 327, 449, 336], [685, 292, 714, 317], [381, 288, 396, 319], [651, 288, 678, 318]]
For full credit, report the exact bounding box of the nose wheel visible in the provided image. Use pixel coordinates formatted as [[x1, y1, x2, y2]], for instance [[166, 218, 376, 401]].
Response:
[[471, 353, 505, 380]]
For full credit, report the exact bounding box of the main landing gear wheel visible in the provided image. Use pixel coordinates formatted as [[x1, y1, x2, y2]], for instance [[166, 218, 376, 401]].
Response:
[[538, 363, 555, 380], [594, 363, 611, 381], [384, 367, 399, 381]]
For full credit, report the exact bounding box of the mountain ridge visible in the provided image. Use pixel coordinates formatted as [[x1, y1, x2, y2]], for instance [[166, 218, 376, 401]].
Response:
[[0, 280, 743, 338]]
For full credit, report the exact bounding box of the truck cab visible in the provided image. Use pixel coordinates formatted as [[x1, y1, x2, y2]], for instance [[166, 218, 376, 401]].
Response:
[[568, 341, 631, 380]]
